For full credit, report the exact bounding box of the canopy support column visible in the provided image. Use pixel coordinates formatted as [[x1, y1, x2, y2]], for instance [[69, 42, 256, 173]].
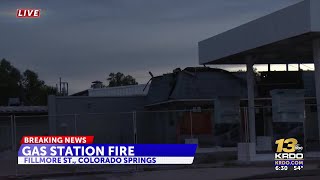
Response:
[[246, 56, 256, 144], [313, 39, 320, 142]]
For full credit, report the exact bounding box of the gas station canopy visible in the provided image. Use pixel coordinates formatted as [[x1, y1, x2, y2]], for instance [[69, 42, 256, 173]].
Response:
[[199, 0, 320, 64], [198, 0, 320, 147]]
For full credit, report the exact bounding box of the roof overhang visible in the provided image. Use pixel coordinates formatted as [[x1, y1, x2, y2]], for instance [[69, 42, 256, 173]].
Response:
[[199, 0, 320, 65], [145, 99, 215, 108], [0, 106, 48, 114]]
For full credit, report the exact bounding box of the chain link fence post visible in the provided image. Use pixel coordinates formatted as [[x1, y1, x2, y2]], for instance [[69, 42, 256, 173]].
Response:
[[74, 114, 78, 135], [13, 115, 17, 152], [132, 111, 138, 171], [133, 111, 137, 144], [13, 115, 18, 177], [10, 115, 15, 152], [189, 110, 193, 138]]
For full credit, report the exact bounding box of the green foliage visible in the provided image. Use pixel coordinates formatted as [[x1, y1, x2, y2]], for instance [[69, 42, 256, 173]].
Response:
[[0, 59, 21, 104], [90, 81, 106, 89], [107, 72, 138, 87], [0, 58, 57, 106]]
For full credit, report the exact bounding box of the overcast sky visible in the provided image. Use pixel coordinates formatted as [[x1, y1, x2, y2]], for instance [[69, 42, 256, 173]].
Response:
[[0, 0, 303, 93]]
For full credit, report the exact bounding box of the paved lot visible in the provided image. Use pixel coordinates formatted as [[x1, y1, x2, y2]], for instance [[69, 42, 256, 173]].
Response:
[[270, 176, 320, 180], [41, 164, 320, 180], [46, 169, 320, 180], [43, 167, 275, 180], [1, 151, 320, 180], [1, 163, 319, 180]]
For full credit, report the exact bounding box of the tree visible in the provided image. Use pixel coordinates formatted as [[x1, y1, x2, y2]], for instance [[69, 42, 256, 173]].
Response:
[[236, 67, 260, 78], [0, 58, 57, 105], [0, 59, 22, 105], [90, 81, 106, 89], [22, 69, 55, 105], [107, 72, 138, 87]]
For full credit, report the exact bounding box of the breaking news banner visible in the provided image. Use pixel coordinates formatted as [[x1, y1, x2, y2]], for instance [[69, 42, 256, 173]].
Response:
[[18, 136, 197, 165]]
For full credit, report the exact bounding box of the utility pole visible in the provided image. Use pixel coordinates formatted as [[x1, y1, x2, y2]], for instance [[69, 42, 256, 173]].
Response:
[[59, 77, 62, 94], [57, 78, 69, 96]]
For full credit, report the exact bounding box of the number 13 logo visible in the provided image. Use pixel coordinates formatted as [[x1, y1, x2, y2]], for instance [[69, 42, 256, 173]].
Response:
[[275, 138, 298, 153]]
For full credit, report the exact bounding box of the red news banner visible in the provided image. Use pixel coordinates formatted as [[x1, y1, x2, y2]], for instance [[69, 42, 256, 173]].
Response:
[[21, 136, 94, 144], [16, 9, 41, 18]]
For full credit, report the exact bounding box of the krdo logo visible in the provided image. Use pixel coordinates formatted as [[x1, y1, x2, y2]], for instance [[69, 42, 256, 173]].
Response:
[[275, 138, 302, 153], [295, 144, 303, 152]]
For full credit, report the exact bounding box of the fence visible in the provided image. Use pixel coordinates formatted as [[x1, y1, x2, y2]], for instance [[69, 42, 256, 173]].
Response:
[[77, 109, 243, 147], [1, 106, 319, 151], [0, 105, 319, 177], [0, 116, 14, 152]]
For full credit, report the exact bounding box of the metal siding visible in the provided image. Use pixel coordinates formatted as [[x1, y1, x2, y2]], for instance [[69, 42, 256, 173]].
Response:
[[54, 96, 146, 115], [147, 75, 175, 104], [88, 84, 149, 97], [49, 96, 147, 143], [170, 72, 246, 99]]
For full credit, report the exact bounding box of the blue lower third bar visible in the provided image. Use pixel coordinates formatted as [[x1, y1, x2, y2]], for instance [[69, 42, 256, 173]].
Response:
[[274, 160, 304, 166]]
